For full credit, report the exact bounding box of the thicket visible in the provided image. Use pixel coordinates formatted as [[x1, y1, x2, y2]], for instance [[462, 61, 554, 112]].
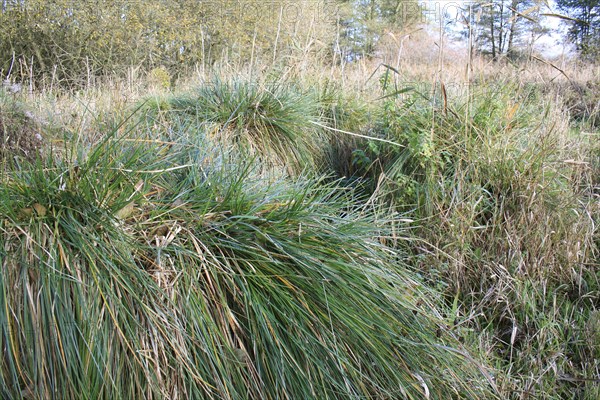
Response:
[[0, 0, 336, 88]]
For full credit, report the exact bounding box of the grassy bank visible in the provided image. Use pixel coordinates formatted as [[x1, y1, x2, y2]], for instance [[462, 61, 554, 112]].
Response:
[[0, 57, 598, 398]]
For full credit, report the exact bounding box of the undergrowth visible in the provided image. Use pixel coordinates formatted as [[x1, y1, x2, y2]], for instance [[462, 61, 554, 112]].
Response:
[[345, 75, 600, 399], [0, 121, 495, 399], [0, 65, 597, 399]]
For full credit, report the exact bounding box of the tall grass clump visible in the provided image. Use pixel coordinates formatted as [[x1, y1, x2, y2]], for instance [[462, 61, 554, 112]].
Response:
[[363, 77, 599, 397], [139, 77, 327, 176], [0, 124, 496, 399]]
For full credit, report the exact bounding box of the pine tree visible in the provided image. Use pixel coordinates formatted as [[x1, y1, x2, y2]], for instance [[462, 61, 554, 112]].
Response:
[[469, 0, 545, 60], [556, 0, 600, 59]]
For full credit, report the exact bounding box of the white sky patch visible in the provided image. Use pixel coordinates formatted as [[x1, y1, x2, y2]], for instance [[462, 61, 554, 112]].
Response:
[[534, 1, 577, 58]]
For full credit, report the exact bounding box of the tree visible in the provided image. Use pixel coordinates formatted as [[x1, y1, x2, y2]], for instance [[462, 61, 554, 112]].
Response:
[[556, 0, 600, 59], [335, 0, 419, 61], [469, 0, 546, 60]]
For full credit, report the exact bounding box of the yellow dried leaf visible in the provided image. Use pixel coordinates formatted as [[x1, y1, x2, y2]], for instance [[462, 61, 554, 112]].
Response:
[[115, 202, 135, 219], [33, 203, 47, 216]]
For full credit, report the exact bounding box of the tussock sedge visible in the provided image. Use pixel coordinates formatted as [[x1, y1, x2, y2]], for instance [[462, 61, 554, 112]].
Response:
[[139, 78, 326, 176], [0, 118, 496, 399]]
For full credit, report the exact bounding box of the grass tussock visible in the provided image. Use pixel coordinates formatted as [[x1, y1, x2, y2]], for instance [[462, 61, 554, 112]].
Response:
[[0, 92, 45, 163], [138, 78, 328, 176], [0, 126, 496, 399]]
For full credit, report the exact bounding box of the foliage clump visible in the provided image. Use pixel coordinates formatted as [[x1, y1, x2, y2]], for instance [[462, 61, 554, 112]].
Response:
[[332, 73, 600, 398], [141, 78, 328, 175], [147, 67, 172, 91], [0, 126, 496, 399]]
